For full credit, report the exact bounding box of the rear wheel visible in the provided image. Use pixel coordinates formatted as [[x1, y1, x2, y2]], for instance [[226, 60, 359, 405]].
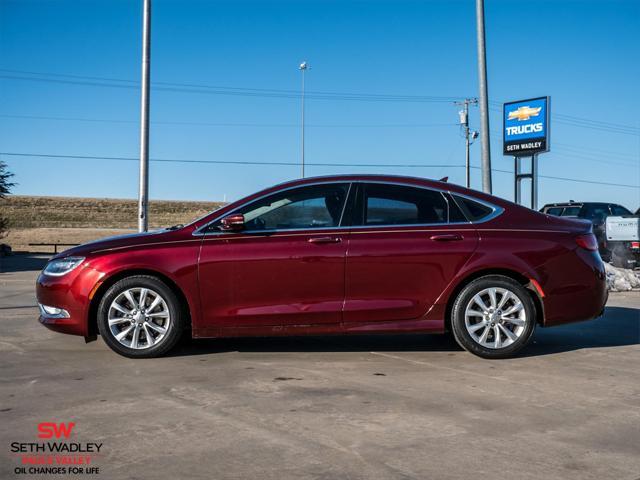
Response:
[[450, 275, 536, 359], [97, 275, 185, 358]]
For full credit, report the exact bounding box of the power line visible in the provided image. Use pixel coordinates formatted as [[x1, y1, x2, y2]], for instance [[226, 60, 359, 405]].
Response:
[[0, 70, 462, 103], [3, 113, 636, 166], [489, 104, 639, 136], [3, 69, 638, 135], [0, 152, 463, 169], [487, 131, 638, 167], [2, 151, 638, 189], [0, 113, 456, 129]]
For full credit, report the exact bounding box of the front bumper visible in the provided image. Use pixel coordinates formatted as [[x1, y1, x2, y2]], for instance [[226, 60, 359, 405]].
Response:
[[36, 264, 103, 337]]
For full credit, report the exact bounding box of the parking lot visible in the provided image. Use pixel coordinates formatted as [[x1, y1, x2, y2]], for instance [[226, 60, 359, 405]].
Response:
[[1, 254, 639, 480]]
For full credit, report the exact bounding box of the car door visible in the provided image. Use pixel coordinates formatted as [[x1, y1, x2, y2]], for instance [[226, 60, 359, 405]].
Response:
[[197, 182, 352, 332], [343, 182, 479, 324]]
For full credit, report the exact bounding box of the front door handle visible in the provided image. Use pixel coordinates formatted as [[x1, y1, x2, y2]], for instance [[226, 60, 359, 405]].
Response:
[[308, 236, 342, 244], [430, 233, 463, 242]]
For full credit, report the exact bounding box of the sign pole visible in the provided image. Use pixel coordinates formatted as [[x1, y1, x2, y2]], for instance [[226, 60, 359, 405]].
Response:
[[514, 156, 520, 204], [531, 154, 538, 210]]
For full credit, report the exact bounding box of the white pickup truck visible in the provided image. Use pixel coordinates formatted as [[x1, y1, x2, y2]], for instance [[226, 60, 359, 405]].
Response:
[[605, 216, 640, 268]]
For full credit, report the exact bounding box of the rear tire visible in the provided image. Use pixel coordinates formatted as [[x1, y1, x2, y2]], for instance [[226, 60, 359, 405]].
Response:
[[97, 275, 185, 358], [450, 275, 536, 359]]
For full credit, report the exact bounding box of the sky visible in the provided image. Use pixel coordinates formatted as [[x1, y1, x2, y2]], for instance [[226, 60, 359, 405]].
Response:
[[0, 0, 639, 211]]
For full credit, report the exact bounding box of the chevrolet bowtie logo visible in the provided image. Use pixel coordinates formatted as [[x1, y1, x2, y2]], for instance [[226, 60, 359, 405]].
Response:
[[508, 106, 542, 121]]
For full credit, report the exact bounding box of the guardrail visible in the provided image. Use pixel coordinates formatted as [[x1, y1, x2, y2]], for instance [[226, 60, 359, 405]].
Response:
[[28, 243, 80, 254]]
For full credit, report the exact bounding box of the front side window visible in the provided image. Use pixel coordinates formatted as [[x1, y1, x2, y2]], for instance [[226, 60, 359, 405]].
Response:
[[208, 183, 349, 232], [611, 205, 632, 216], [361, 184, 448, 226], [581, 204, 609, 222]]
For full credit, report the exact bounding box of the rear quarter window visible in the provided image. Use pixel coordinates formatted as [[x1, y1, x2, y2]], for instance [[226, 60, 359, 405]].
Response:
[[452, 195, 495, 222]]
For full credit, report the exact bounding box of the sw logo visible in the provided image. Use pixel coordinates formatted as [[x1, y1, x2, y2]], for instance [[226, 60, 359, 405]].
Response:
[[508, 106, 542, 121], [37, 422, 76, 439]]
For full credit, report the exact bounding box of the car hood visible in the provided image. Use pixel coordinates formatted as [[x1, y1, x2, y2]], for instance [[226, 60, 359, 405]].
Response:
[[51, 229, 175, 259]]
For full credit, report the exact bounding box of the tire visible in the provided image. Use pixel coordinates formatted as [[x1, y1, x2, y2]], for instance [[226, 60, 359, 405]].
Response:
[[611, 248, 631, 269], [97, 275, 185, 358], [450, 275, 536, 359]]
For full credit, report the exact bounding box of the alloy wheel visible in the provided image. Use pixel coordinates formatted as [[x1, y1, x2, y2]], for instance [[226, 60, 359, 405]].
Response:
[[464, 287, 528, 349], [107, 287, 171, 350]]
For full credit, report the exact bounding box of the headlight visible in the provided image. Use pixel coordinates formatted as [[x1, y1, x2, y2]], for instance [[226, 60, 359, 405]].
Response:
[[43, 256, 85, 276]]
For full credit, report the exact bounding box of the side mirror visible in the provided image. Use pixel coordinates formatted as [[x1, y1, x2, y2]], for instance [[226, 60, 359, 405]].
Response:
[[219, 214, 245, 232]]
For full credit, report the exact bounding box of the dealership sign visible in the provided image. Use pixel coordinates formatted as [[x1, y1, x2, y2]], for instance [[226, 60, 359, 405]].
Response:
[[503, 97, 550, 156]]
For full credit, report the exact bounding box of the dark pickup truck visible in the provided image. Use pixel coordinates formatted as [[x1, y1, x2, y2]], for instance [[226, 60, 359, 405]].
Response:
[[540, 201, 636, 267]]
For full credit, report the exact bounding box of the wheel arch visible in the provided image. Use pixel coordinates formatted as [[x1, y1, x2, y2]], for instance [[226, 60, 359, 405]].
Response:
[[443, 268, 544, 332], [87, 268, 193, 338]]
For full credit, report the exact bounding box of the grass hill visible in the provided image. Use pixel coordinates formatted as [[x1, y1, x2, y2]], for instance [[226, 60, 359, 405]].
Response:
[[1, 195, 224, 252]]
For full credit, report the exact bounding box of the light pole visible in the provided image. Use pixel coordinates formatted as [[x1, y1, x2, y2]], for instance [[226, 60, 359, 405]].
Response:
[[475, 0, 492, 193], [299, 61, 308, 178], [138, 0, 151, 232]]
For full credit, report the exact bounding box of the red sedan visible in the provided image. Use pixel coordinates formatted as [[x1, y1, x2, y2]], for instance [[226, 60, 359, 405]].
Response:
[[36, 175, 607, 359]]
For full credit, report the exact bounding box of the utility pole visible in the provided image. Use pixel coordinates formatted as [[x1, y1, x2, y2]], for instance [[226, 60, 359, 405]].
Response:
[[299, 61, 308, 178], [456, 98, 478, 188], [138, 0, 151, 232], [475, 0, 492, 193]]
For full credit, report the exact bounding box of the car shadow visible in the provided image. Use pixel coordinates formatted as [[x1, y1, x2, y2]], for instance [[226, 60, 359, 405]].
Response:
[[167, 306, 639, 359], [0, 254, 50, 273], [521, 306, 639, 357]]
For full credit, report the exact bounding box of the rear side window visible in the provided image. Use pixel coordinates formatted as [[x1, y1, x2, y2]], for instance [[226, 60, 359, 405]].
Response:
[[452, 195, 494, 222], [361, 184, 448, 226], [561, 206, 581, 216]]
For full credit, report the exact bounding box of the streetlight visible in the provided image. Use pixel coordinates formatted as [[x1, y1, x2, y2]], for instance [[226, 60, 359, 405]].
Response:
[[138, 0, 151, 232], [299, 61, 308, 178]]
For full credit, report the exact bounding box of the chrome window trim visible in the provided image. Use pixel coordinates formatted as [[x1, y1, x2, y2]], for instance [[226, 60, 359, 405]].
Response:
[[193, 179, 504, 237]]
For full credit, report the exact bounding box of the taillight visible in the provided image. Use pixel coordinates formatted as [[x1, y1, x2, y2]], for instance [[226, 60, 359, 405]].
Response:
[[575, 234, 598, 251], [631, 241, 640, 250]]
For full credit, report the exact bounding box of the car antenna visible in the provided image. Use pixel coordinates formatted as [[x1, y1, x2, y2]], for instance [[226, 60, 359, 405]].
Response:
[[439, 176, 449, 182]]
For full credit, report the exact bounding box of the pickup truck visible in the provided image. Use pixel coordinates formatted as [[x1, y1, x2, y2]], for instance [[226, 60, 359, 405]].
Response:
[[540, 201, 634, 263], [605, 216, 640, 268]]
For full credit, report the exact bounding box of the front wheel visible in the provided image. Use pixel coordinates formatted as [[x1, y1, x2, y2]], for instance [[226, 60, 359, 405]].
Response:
[[450, 275, 536, 359], [97, 275, 185, 358]]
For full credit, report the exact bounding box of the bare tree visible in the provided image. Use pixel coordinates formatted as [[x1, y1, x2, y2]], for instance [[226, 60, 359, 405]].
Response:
[[0, 161, 15, 239]]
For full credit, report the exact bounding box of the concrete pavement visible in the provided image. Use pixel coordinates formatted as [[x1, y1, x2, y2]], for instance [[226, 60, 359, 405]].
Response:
[[1, 254, 639, 479]]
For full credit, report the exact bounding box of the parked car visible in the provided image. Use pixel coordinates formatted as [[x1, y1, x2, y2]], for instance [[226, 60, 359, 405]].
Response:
[[605, 215, 640, 268], [37, 175, 607, 359], [540, 201, 633, 261]]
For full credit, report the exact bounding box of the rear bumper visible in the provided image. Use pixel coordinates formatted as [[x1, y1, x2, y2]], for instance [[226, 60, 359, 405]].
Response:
[[539, 248, 608, 327]]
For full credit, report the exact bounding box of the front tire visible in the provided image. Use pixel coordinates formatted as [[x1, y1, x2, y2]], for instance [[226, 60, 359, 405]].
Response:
[[97, 275, 185, 358], [450, 275, 536, 359]]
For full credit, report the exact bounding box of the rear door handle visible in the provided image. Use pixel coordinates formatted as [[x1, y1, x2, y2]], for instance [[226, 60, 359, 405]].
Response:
[[430, 233, 463, 242], [308, 236, 342, 244]]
